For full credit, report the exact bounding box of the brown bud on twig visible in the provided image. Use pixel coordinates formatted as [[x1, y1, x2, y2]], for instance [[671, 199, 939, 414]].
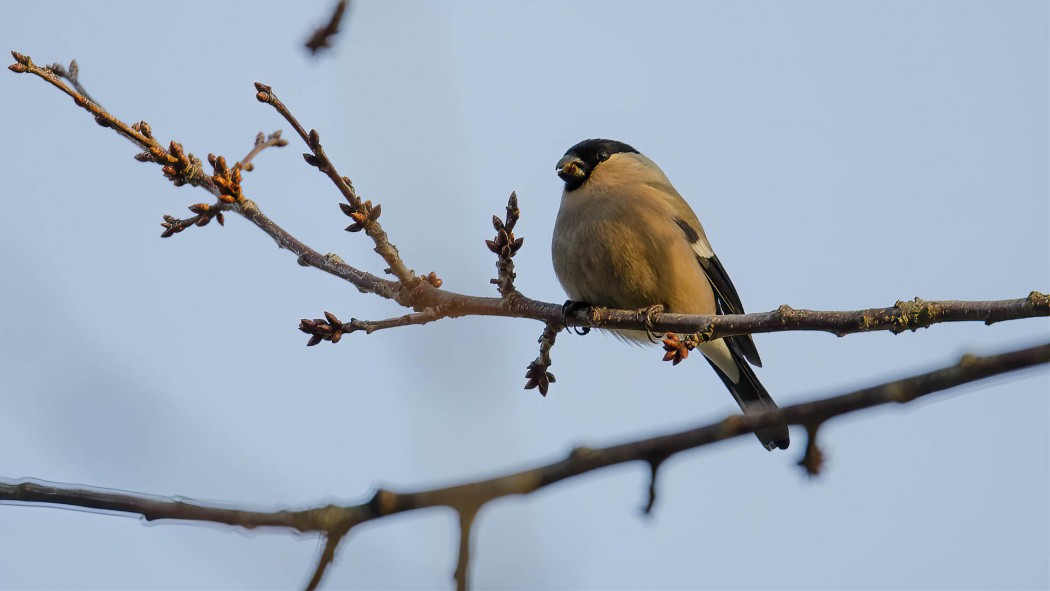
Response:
[[131, 121, 153, 138], [254, 82, 273, 103], [424, 272, 442, 288], [661, 333, 696, 365], [299, 311, 347, 346], [209, 154, 245, 204], [159, 202, 226, 238], [524, 360, 555, 396]]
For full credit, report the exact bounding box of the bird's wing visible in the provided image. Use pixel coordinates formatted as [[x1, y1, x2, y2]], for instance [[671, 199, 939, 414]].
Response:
[[695, 251, 762, 366], [670, 212, 764, 368]]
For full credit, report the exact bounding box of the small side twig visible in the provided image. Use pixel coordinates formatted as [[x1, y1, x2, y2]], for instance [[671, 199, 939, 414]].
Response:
[[798, 423, 826, 477], [254, 82, 416, 285], [453, 507, 478, 591], [304, 526, 351, 591], [239, 130, 289, 171], [642, 453, 669, 515], [487, 191, 524, 298], [524, 323, 559, 395], [299, 307, 447, 345]]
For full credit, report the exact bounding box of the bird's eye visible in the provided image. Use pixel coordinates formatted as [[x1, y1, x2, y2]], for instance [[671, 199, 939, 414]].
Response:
[[598, 151, 609, 161]]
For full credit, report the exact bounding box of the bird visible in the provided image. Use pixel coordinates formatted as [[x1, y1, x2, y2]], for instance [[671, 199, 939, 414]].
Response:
[[551, 138, 789, 451]]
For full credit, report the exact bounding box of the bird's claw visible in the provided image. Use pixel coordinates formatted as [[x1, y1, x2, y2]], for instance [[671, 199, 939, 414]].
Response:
[[562, 300, 591, 335], [642, 304, 666, 343]]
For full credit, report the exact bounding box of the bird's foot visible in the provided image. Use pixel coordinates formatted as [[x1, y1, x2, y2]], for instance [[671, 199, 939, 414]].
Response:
[[641, 304, 666, 343], [561, 300, 591, 335]]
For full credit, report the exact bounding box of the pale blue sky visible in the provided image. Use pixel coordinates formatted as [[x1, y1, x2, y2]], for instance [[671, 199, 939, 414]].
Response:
[[1, 1, 1047, 589]]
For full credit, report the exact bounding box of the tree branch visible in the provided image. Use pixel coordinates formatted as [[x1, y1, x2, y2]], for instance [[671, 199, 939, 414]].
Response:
[[304, 0, 350, 56], [9, 52, 1046, 362], [3, 341, 1047, 588]]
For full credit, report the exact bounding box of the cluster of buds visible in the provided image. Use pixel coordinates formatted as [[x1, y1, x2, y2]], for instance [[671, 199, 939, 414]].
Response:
[[299, 311, 347, 346], [340, 197, 381, 233], [159, 202, 225, 238], [524, 359, 555, 396], [208, 154, 244, 204], [487, 192, 524, 296], [661, 333, 697, 365], [135, 137, 200, 188], [8, 51, 31, 73]]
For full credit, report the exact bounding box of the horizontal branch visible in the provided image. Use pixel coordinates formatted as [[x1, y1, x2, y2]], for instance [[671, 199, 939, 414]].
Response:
[[301, 292, 1050, 346], [3, 341, 1047, 587]]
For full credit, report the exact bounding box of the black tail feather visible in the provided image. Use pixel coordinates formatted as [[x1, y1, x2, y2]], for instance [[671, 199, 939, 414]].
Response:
[[704, 351, 790, 451]]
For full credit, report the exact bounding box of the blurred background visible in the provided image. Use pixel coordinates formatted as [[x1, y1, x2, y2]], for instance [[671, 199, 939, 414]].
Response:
[[1, 1, 1047, 588]]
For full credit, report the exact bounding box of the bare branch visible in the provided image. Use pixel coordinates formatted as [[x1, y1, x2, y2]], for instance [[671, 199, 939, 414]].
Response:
[[3, 342, 1046, 586], [253, 82, 415, 285], [9, 53, 1047, 349], [305, 0, 350, 56]]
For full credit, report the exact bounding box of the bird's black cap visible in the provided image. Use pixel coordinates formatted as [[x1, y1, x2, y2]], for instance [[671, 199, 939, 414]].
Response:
[[558, 139, 639, 191]]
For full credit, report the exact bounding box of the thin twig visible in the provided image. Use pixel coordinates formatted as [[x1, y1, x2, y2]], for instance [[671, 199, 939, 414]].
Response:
[[239, 130, 289, 170], [253, 82, 416, 285]]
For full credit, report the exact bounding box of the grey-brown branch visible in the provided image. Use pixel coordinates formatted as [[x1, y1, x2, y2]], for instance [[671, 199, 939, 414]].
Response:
[[3, 341, 1047, 589], [10, 53, 1047, 349]]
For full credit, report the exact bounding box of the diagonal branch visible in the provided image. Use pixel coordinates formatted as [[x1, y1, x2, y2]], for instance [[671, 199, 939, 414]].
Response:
[[3, 341, 1047, 588]]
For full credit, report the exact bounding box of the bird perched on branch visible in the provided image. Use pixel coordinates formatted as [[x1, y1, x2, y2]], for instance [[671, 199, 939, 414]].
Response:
[[552, 138, 789, 451]]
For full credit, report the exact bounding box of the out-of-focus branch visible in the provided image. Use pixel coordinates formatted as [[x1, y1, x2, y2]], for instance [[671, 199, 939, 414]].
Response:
[[3, 342, 1047, 589], [305, 0, 350, 56], [46, 59, 97, 105]]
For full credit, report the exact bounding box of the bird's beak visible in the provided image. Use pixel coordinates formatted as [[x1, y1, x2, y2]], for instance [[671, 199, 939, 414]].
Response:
[[556, 155, 585, 183]]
